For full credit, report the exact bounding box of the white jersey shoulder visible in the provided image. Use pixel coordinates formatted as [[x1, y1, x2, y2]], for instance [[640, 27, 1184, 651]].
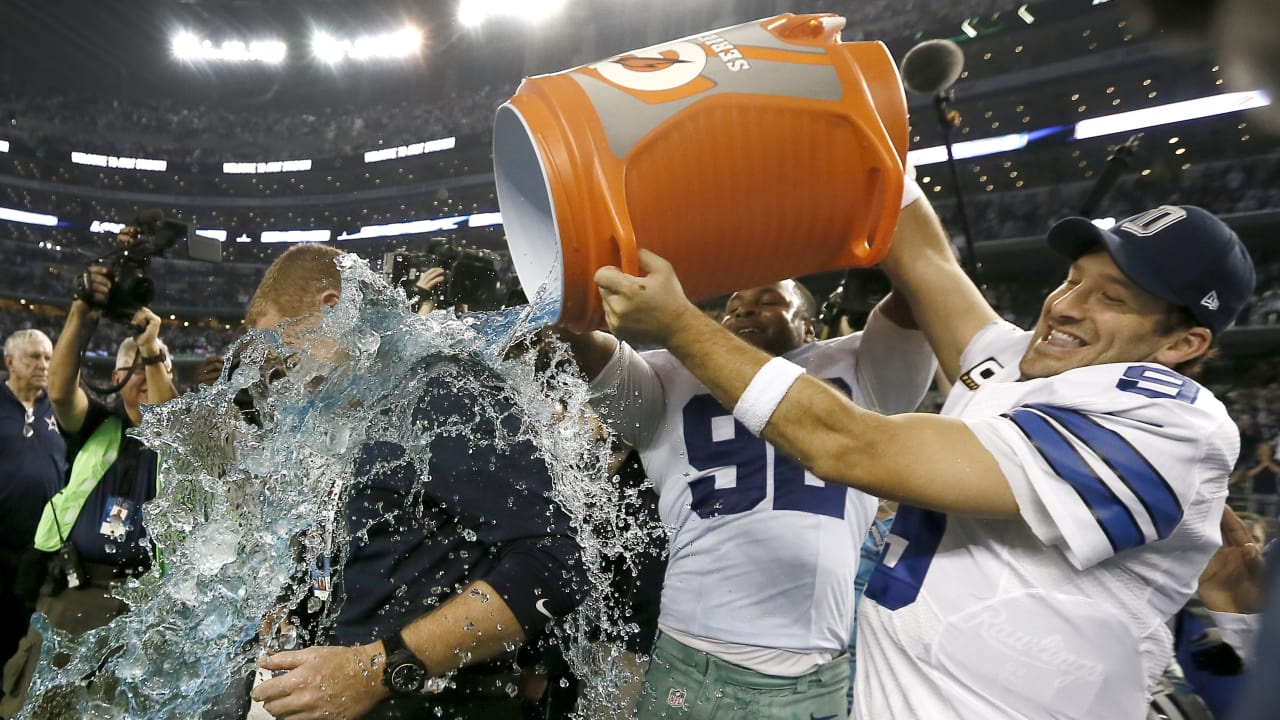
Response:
[[950, 321, 1237, 570]]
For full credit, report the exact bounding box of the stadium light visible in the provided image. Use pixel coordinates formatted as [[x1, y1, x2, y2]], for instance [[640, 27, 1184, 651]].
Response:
[[90, 220, 126, 234], [72, 151, 167, 172], [0, 140, 9, 153], [196, 229, 228, 242], [1074, 90, 1271, 139], [336, 211, 502, 240], [312, 26, 423, 63], [468, 212, 503, 228], [907, 132, 1031, 167], [223, 160, 312, 174], [261, 229, 331, 244], [0, 206, 58, 227], [364, 137, 456, 163], [172, 31, 287, 64], [458, 0, 567, 28]]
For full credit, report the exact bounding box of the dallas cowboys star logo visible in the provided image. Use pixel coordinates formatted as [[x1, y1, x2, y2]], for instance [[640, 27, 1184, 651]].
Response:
[[45, 415, 57, 432]]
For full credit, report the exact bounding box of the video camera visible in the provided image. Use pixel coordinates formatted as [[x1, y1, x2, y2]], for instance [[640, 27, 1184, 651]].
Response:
[[383, 239, 508, 312], [75, 209, 219, 325]]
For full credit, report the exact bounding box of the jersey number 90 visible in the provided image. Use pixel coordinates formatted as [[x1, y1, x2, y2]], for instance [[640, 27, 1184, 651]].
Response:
[[681, 379, 851, 520]]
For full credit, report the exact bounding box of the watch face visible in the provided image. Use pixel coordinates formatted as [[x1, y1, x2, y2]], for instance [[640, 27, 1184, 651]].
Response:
[[389, 662, 426, 693]]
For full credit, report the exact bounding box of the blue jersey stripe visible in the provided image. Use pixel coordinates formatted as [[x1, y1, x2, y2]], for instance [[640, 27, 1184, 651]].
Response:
[[1028, 404, 1182, 539], [1007, 408, 1145, 553]]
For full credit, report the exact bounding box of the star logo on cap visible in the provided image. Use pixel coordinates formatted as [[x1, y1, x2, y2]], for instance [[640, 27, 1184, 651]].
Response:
[[1201, 291, 1220, 311]]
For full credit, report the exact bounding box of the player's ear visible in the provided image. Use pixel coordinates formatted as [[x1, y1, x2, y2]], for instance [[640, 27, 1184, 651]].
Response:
[[1154, 325, 1212, 368]]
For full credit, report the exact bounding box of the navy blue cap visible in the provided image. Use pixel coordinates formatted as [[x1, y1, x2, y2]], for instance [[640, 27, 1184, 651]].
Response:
[[1046, 205, 1256, 337]]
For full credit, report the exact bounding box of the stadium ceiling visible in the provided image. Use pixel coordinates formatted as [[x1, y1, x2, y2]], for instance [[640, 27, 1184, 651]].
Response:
[[0, 0, 456, 102]]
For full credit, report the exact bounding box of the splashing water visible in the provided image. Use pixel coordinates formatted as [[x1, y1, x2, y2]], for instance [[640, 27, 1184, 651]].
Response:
[[18, 254, 666, 719]]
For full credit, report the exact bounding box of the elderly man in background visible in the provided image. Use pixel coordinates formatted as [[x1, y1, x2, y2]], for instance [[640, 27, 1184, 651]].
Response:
[[0, 330, 66, 673]]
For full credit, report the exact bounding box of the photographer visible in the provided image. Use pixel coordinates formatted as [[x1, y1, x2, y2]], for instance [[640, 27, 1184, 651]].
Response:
[[0, 263, 176, 717], [387, 241, 505, 317], [413, 266, 452, 316]]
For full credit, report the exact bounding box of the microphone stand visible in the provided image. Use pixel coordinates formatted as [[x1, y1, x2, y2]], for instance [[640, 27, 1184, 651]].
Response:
[[934, 88, 981, 282], [1078, 134, 1142, 217]]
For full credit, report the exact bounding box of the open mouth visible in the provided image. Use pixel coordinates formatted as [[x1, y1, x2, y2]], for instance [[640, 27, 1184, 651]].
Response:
[[1042, 327, 1086, 349]]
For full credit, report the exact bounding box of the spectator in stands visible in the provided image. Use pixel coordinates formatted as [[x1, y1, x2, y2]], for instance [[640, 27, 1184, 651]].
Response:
[[1235, 441, 1280, 518]]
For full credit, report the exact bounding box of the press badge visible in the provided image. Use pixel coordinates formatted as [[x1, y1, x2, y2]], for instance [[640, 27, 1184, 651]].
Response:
[[310, 555, 332, 601], [99, 497, 135, 541]]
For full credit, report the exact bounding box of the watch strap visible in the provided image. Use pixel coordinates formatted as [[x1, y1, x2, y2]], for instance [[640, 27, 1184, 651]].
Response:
[[379, 630, 430, 696], [141, 352, 167, 366]]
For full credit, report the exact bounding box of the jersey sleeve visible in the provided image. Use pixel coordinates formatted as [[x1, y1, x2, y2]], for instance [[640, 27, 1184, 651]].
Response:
[[853, 307, 938, 415], [587, 341, 667, 449], [962, 364, 1238, 570]]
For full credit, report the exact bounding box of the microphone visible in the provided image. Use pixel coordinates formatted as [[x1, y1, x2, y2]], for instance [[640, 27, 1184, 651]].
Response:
[[1079, 134, 1143, 217], [900, 39, 965, 96]]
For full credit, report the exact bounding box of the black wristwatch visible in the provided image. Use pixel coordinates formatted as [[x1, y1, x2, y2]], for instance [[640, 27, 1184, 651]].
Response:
[[141, 351, 167, 366], [380, 631, 429, 696]]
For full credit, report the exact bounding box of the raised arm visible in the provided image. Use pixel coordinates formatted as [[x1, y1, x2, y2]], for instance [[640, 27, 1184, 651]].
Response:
[[49, 269, 111, 433], [879, 193, 1000, 383], [133, 307, 178, 405], [596, 250, 1016, 517], [552, 327, 619, 382]]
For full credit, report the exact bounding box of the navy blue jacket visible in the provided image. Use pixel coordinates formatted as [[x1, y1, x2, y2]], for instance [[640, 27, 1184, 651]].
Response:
[[334, 359, 586, 647], [0, 385, 66, 553]]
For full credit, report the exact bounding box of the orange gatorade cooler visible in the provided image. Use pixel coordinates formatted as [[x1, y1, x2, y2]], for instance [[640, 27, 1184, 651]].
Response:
[[493, 13, 909, 331]]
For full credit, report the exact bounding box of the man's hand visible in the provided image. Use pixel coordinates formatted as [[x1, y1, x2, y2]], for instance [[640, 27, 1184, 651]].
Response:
[[132, 307, 164, 356], [74, 265, 113, 311], [197, 355, 225, 387], [251, 644, 388, 720], [1199, 506, 1267, 614], [594, 249, 702, 345], [414, 267, 447, 316]]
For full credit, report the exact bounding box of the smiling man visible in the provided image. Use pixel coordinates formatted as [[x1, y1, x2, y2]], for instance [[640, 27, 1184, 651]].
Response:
[[588, 193, 1255, 719], [561, 275, 936, 718]]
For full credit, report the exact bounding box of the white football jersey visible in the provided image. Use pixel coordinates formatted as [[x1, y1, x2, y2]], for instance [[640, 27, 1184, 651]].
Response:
[[855, 321, 1239, 720], [589, 310, 936, 655]]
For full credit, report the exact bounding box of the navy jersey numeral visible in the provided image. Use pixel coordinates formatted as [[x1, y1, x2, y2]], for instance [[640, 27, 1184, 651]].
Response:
[[1116, 365, 1198, 404], [862, 506, 947, 610], [681, 379, 851, 520]]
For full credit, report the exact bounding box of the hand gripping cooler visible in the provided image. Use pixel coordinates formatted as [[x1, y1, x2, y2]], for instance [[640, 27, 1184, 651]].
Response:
[[494, 13, 909, 331]]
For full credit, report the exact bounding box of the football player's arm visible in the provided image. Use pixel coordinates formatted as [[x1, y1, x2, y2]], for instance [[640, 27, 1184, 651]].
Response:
[[557, 328, 665, 449], [596, 251, 1017, 517], [879, 194, 1001, 384], [554, 327, 619, 382], [852, 294, 938, 415]]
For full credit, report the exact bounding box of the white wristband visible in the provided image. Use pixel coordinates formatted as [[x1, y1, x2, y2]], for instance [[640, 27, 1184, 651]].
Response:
[[901, 174, 924, 209], [733, 358, 806, 436]]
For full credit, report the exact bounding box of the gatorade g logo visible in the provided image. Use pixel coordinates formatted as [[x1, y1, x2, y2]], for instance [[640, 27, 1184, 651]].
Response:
[[590, 41, 708, 93]]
